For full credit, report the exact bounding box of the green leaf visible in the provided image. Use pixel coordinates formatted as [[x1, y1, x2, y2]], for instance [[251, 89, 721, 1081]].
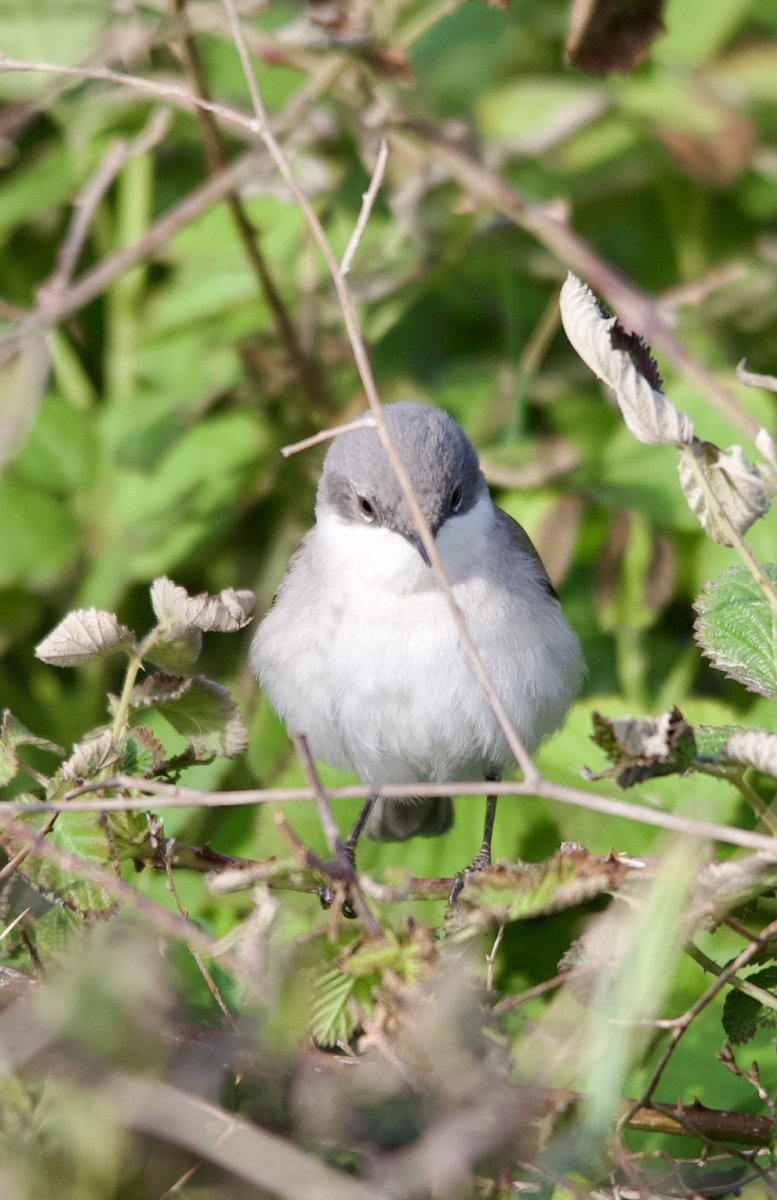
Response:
[[0, 477, 81, 587], [143, 625, 203, 672], [0, 709, 62, 786], [452, 847, 636, 929], [151, 675, 247, 759], [308, 966, 357, 1048], [117, 727, 165, 777], [722, 967, 777, 1045], [693, 565, 777, 697]]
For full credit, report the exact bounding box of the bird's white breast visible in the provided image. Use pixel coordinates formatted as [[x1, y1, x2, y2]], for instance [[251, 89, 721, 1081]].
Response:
[[252, 497, 580, 787]]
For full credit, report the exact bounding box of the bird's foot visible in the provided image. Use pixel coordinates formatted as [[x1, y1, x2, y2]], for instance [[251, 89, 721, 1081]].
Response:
[[448, 844, 492, 904], [318, 840, 358, 918]]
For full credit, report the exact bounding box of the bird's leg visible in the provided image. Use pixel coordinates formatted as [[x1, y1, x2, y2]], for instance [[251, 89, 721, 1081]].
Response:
[[318, 794, 376, 916], [344, 794, 376, 863], [449, 776, 499, 903]]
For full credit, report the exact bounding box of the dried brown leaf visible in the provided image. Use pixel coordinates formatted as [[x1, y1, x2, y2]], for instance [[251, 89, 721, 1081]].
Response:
[[678, 440, 770, 545]]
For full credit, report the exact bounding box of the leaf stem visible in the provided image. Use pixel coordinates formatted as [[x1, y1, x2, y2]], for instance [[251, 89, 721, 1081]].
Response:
[[680, 444, 777, 622]]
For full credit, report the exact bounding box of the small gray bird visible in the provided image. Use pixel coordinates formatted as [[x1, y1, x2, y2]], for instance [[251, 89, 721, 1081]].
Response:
[[252, 401, 583, 885]]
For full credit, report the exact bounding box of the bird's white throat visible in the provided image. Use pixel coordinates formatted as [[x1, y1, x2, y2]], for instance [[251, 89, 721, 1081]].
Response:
[[314, 493, 495, 593]]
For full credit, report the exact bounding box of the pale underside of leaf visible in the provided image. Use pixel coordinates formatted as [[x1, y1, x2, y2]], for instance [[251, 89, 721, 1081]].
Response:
[[150, 576, 255, 633], [723, 729, 777, 779], [35, 609, 136, 667], [559, 273, 694, 446], [678, 440, 770, 545]]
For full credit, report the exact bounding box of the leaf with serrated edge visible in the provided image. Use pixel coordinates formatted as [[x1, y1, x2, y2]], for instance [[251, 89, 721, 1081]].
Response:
[[36, 609, 135, 667], [150, 576, 254, 633], [130, 673, 192, 708], [724, 729, 777, 779], [559, 273, 693, 446], [694, 565, 777, 697], [118, 726, 165, 776], [152, 675, 247, 758], [678, 441, 769, 545]]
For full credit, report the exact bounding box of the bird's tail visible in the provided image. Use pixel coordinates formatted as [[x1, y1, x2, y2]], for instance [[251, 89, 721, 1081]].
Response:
[[363, 796, 454, 842]]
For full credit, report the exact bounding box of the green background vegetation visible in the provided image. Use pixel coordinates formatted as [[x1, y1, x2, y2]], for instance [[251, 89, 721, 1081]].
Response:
[[1, 0, 776, 1195]]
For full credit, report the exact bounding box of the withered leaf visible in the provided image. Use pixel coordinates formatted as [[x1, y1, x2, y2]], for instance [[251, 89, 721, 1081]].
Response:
[[150, 576, 254, 633], [678, 440, 770, 545], [588, 707, 696, 788], [559, 273, 693, 446]]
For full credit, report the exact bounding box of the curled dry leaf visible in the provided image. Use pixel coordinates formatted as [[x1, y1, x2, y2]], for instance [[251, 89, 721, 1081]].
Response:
[[60, 729, 118, 782], [736, 359, 777, 395], [35, 609, 136, 667], [150, 576, 255, 634], [678, 441, 770, 545], [685, 853, 777, 934], [588, 706, 696, 788], [559, 273, 694, 446], [755, 428, 777, 496], [724, 729, 777, 779]]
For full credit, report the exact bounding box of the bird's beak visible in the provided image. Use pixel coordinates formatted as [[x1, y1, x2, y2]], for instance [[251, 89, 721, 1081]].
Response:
[[409, 531, 433, 567]]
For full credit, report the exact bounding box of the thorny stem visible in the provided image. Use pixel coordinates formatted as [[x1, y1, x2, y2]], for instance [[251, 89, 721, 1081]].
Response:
[[620, 914, 777, 1127], [684, 941, 777, 1013]]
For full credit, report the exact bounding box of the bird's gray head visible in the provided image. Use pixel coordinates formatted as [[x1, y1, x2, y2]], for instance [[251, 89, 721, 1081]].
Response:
[[317, 402, 488, 561]]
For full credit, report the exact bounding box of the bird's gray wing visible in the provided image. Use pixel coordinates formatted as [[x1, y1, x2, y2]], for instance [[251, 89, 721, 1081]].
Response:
[[492, 507, 559, 600]]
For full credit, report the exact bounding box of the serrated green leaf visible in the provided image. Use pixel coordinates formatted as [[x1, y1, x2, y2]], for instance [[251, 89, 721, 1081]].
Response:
[[13, 813, 117, 919], [453, 848, 636, 929], [693, 565, 777, 697], [308, 967, 357, 1047], [341, 930, 435, 983], [722, 967, 777, 1045], [117, 727, 165, 776], [152, 675, 247, 759]]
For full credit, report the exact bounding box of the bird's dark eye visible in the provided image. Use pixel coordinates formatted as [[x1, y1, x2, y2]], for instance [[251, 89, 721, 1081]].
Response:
[[358, 496, 376, 522], [450, 484, 464, 513]]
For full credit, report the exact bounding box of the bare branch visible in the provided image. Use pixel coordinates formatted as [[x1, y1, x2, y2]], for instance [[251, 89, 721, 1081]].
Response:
[[281, 414, 378, 457], [6, 774, 777, 858], [340, 137, 390, 276]]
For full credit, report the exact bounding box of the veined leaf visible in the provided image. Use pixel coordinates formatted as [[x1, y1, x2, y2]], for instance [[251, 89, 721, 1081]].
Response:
[[693, 565, 777, 697]]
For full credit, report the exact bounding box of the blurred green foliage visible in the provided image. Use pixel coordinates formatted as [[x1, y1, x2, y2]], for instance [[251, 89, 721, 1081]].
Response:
[[1, 0, 777, 1195]]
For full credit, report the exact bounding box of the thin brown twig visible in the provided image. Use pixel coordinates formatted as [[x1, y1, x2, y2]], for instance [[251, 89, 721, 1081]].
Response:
[[162, 840, 235, 1024], [219, 0, 539, 784], [168, 0, 329, 407], [0, 152, 261, 359], [19, 772, 777, 858], [620, 914, 777, 1127], [290, 732, 382, 936], [340, 137, 389, 276], [395, 121, 762, 443], [40, 109, 172, 309], [0, 811, 244, 973], [281, 413, 377, 457]]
